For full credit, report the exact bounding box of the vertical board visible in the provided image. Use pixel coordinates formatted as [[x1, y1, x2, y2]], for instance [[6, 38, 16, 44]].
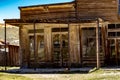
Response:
[[69, 24, 80, 64], [20, 26, 29, 67], [44, 26, 52, 62]]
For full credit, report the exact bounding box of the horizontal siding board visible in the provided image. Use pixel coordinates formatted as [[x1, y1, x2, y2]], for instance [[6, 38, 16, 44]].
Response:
[[77, 4, 117, 9], [21, 12, 75, 19]]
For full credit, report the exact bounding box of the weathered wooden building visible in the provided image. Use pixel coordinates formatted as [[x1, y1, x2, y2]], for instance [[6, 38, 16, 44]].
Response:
[[0, 41, 19, 66], [4, 0, 120, 68]]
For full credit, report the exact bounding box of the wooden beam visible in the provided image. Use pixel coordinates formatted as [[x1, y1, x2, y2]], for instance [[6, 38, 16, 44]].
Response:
[[96, 18, 100, 69], [68, 23, 71, 70], [79, 25, 83, 66], [115, 39, 119, 66], [101, 26, 106, 66], [5, 17, 98, 25], [4, 22, 7, 70], [60, 27, 62, 67], [33, 22, 37, 69]]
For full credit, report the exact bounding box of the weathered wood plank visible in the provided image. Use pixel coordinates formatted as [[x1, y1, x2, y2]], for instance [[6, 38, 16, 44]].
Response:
[[69, 24, 80, 64], [44, 26, 52, 62]]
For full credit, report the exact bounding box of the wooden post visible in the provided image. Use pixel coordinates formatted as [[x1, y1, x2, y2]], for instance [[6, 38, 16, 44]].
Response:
[[60, 26, 62, 67], [19, 25, 23, 68], [33, 22, 37, 69], [4, 22, 7, 71], [106, 39, 110, 65], [115, 39, 118, 66], [96, 18, 100, 69], [79, 25, 83, 66], [101, 26, 106, 66], [68, 23, 71, 70]]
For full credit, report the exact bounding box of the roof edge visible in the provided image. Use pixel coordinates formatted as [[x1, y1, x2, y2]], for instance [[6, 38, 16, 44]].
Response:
[[18, 1, 74, 10]]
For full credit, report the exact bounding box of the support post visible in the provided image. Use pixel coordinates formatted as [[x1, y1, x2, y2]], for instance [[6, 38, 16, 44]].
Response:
[[115, 39, 118, 66], [60, 26, 62, 67], [33, 22, 37, 70], [68, 23, 71, 70], [19, 25, 23, 68], [96, 18, 100, 69], [79, 25, 83, 66], [4, 22, 7, 71]]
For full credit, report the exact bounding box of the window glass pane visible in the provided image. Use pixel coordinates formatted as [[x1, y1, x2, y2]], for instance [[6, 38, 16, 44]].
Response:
[[52, 28, 60, 32], [53, 34, 60, 61], [29, 36, 35, 60], [110, 40, 115, 56], [116, 24, 120, 28], [82, 28, 96, 56], [108, 32, 116, 37], [29, 29, 45, 62], [108, 24, 115, 29], [37, 35, 44, 61], [61, 28, 68, 32], [119, 0, 120, 14], [52, 28, 68, 32], [117, 32, 120, 36]]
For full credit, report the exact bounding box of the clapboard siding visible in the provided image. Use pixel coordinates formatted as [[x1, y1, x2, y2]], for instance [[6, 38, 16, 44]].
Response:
[[76, 0, 118, 22], [20, 3, 75, 19], [21, 11, 76, 20]]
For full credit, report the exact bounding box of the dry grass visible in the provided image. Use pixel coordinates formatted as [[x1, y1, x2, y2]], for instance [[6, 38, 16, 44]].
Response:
[[0, 72, 32, 80]]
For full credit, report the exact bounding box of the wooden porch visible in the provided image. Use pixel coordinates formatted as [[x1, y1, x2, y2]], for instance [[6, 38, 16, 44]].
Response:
[[4, 17, 106, 69]]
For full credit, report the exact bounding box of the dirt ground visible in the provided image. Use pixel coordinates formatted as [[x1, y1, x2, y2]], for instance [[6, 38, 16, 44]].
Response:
[[15, 70, 120, 80]]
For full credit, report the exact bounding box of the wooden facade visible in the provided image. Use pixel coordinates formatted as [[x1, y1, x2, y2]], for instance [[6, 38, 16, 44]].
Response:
[[4, 0, 120, 68]]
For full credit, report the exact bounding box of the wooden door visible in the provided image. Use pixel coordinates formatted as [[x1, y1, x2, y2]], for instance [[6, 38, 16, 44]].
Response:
[[37, 35, 45, 62], [107, 39, 120, 66], [81, 28, 96, 57], [52, 28, 68, 67], [29, 36, 35, 62], [29, 34, 45, 67]]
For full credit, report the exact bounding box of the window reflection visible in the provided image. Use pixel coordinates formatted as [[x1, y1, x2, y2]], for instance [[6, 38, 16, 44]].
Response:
[[37, 35, 44, 61], [29, 36, 35, 60]]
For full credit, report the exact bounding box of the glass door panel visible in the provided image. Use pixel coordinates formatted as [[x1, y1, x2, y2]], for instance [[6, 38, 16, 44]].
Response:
[[61, 33, 68, 65], [82, 28, 96, 57], [37, 35, 44, 61], [29, 36, 35, 61], [118, 40, 120, 65], [52, 27, 68, 67], [107, 39, 116, 65], [53, 34, 60, 62]]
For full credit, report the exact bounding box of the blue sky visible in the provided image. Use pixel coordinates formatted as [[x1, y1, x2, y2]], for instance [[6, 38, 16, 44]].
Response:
[[0, 0, 73, 23]]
